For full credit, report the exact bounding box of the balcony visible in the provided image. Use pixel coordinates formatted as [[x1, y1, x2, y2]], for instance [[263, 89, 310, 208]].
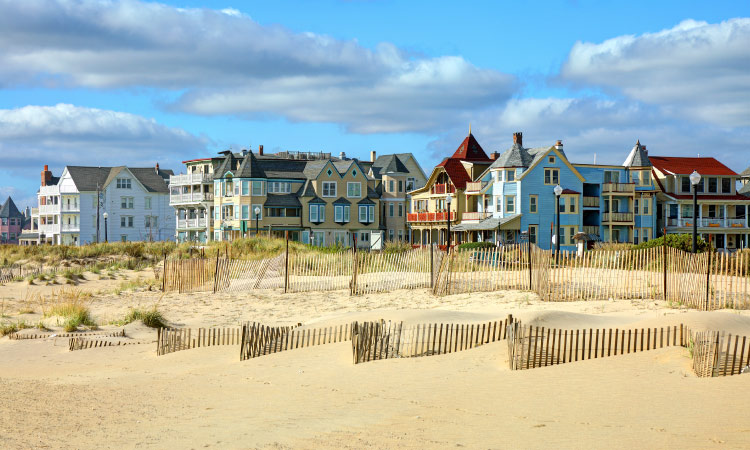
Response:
[[407, 211, 456, 223], [39, 223, 60, 234], [583, 196, 600, 208], [170, 192, 214, 205], [430, 183, 456, 195], [177, 218, 209, 229], [602, 212, 634, 223], [667, 218, 748, 228], [61, 224, 80, 232], [170, 173, 213, 185], [602, 183, 635, 194], [39, 204, 60, 214], [583, 226, 599, 235], [61, 204, 80, 213], [462, 211, 491, 221], [465, 181, 488, 193]]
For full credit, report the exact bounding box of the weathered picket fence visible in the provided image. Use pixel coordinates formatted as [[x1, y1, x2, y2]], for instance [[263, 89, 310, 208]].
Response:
[[69, 337, 143, 351], [351, 315, 517, 364], [240, 322, 352, 361], [157, 326, 242, 356], [7, 329, 126, 340], [691, 330, 750, 377]]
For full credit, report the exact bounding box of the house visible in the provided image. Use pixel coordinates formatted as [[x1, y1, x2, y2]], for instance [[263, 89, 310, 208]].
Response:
[[407, 131, 493, 246], [35, 164, 175, 245], [740, 166, 750, 197], [18, 207, 39, 246], [169, 156, 222, 243], [651, 156, 750, 250], [363, 151, 427, 243], [0, 197, 24, 244]]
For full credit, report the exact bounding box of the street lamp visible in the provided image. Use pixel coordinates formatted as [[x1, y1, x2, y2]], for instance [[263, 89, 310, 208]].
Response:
[[445, 194, 452, 252], [553, 184, 563, 263], [690, 170, 701, 253], [254, 206, 261, 236], [102, 212, 108, 243]]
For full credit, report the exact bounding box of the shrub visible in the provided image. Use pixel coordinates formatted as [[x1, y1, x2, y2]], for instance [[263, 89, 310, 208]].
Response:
[[633, 234, 711, 253], [457, 242, 496, 250], [383, 240, 412, 253], [117, 307, 166, 328]]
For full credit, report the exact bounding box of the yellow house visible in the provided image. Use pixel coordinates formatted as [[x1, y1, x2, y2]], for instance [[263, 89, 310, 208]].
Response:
[[407, 132, 493, 246]]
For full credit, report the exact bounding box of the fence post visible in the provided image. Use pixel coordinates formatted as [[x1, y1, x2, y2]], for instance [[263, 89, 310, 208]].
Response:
[[351, 234, 358, 296], [284, 231, 290, 294], [528, 237, 532, 290], [430, 243, 434, 289], [213, 248, 220, 294], [161, 251, 167, 292], [662, 228, 667, 301]]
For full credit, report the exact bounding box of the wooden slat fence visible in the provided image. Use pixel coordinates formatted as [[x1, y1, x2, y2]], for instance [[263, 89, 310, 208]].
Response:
[[433, 246, 529, 296], [507, 323, 687, 370], [7, 329, 126, 340], [691, 330, 750, 377], [215, 254, 286, 293], [69, 337, 144, 351], [286, 250, 353, 293], [157, 326, 242, 356], [353, 247, 434, 294], [352, 315, 517, 364], [162, 257, 216, 293], [240, 322, 352, 361]]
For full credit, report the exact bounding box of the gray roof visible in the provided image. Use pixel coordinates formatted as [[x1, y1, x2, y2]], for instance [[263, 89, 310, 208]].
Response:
[[66, 166, 172, 193], [741, 166, 750, 177], [302, 160, 330, 179], [357, 197, 375, 205], [739, 183, 750, 196], [622, 140, 652, 167], [0, 197, 23, 218], [333, 197, 351, 205], [264, 194, 302, 208], [370, 154, 409, 178], [488, 144, 550, 170], [235, 151, 266, 178], [454, 214, 521, 231]]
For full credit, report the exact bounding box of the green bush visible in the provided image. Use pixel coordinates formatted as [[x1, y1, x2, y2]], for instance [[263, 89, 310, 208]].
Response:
[[633, 234, 711, 253], [457, 241, 496, 250]]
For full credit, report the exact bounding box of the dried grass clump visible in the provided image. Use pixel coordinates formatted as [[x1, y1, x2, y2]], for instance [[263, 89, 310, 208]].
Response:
[[41, 287, 96, 331]]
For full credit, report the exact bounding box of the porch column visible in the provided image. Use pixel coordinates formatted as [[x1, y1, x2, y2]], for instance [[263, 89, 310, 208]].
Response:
[[723, 205, 727, 227]]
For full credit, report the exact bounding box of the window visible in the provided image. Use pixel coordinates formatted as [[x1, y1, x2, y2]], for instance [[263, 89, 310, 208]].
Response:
[[120, 197, 134, 209], [496, 197, 502, 212], [708, 177, 718, 193], [544, 168, 559, 185], [252, 204, 262, 220], [634, 199, 639, 215], [116, 178, 131, 189], [682, 177, 691, 193], [528, 225, 537, 244], [252, 181, 264, 196], [120, 216, 134, 228], [708, 205, 717, 218], [242, 205, 249, 220], [634, 228, 639, 244], [334, 205, 350, 223], [631, 171, 640, 185], [506, 170, 515, 182], [145, 216, 157, 228], [641, 170, 651, 185], [722, 178, 731, 194], [559, 196, 566, 213], [406, 177, 416, 191], [398, 203, 403, 217], [145, 197, 152, 209], [234, 181, 240, 196], [604, 171, 620, 184], [548, 156, 555, 164], [643, 228, 650, 242], [389, 203, 394, 217], [389, 229, 394, 241], [268, 182, 291, 194], [505, 196, 515, 213], [359, 205, 374, 223], [529, 195, 538, 213], [309, 204, 325, 223], [322, 181, 337, 197], [121, 235, 127, 242], [347, 182, 361, 198], [242, 181, 250, 196], [389, 180, 395, 192], [569, 227, 575, 246], [312, 231, 325, 247], [334, 231, 348, 246], [398, 180, 403, 192], [642, 198, 650, 215]]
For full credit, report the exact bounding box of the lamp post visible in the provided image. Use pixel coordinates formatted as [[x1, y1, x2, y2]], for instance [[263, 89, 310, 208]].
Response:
[[102, 212, 108, 243], [553, 184, 563, 263], [254, 206, 261, 236], [690, 170, 701, 253], [445, 194, 452, 252]]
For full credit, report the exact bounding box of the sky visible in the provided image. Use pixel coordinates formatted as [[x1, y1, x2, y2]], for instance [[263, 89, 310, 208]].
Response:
[[1, 0, 748, 209]]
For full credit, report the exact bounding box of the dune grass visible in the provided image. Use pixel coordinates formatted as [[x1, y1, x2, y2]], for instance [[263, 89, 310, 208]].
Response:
[[41, 287, 96, 332], [113, 307, 166, 328]]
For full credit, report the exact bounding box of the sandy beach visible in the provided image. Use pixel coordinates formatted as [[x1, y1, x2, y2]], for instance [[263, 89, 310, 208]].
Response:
[[1, 269, 750, 449]]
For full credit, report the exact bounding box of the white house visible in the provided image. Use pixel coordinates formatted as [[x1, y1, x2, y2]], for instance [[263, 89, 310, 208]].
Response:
[[36, 164, 175, 245]]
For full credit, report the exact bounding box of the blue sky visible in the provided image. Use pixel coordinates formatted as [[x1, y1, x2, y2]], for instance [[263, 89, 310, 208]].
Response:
[[1, 0, 748, 209]]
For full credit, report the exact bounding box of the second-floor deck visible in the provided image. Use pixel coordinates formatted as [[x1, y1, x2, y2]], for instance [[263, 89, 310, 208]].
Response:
[[170, 192, 214, 205], [602, 182, 635, 194], [602, 212, 634, 223], [667, 218, 748, 228], [465, 181, 488, 193], [430, 183, 456, 195], [177, 218, 209, 229], [461, 211, 492, 221], [170, 173, 213, 185], [406, 211, 456, 223]]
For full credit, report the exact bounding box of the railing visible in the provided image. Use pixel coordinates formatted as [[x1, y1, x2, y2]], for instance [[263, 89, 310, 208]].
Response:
[[170, 192, 214, 205], [61, 224, 80, 232], [406, 212, 456, 223], [462, 211, 491, 221], [39, 223, 60, 234], [169, 173, 213, 185], [667, 218, 748, 228], [602, 212, 634, 222], [430, 184, 455, 195], [465, 181, 488, 192], [177, 218, 209, 229], [583, 196, 600, 207], [61, 204, 80, 212], [583, 226, 599, 235], [38, 204, 60, 214], [602, 183, 635, 194]]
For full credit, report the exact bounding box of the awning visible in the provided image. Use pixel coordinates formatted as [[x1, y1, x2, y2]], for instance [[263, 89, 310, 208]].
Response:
[[453, 214, 521, 231]]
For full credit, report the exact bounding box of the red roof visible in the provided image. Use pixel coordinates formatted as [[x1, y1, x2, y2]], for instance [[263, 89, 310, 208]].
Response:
[[437, 158, 472, 189], [451, 133, 491, 162], [561, 189, 580, 195], [650, 156, 737, 176]]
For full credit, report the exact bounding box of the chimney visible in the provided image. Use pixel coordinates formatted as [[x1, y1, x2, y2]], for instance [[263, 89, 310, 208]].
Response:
[[41, 165, 52, 186], [370, 150, 376, 162], [258, 145, 264, 156], [513, 132, 523, 147], [340, 151, 346, 160], [642, 145, 647, 154], [555, 140, 563, 150], [490, 151, 499, 161], [155, 162, 160, 174]]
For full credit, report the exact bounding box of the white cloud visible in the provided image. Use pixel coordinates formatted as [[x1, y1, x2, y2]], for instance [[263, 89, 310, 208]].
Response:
[[0, 0, 516, 133], [561, 18, 750, 127], [0, 104, 209, 173]]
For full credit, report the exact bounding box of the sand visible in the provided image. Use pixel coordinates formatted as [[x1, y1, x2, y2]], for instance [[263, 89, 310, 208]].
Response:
[[1, 270, 750, 449]]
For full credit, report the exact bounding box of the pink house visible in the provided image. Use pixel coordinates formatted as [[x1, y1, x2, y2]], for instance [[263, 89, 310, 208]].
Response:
[[0, 197, 24, 244]]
